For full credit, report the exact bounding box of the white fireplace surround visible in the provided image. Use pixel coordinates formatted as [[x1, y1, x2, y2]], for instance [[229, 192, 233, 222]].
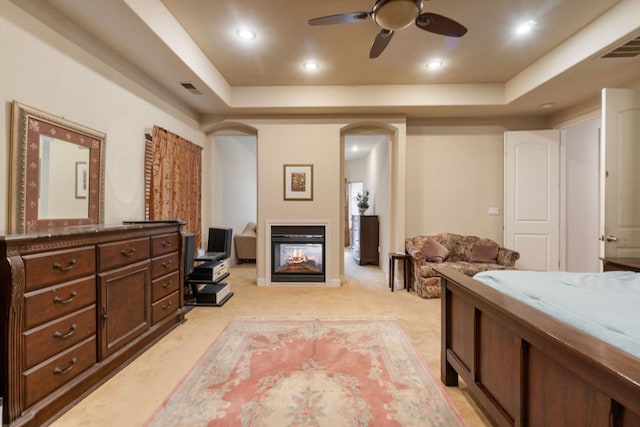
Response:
[[259, 220, 339, 287]]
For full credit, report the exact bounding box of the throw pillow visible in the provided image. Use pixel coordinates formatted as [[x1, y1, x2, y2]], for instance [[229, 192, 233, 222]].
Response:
[[421, 238, 449, 263], [470, 240, 499, 263]]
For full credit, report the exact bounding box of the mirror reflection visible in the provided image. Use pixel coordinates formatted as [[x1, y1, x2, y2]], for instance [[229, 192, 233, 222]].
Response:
[[9, 100, 105, 234], [38, 136, 90, 219]]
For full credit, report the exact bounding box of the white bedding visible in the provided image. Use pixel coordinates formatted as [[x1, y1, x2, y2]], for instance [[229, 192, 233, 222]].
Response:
[[473, 270, 640, 359]]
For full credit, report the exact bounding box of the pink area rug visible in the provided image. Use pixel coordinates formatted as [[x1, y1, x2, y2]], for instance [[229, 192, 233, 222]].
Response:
[[146, 318, 466, 426]]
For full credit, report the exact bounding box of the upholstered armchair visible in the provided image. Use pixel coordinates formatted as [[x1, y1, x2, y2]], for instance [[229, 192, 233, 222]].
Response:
[[234, 222, 257, 263]]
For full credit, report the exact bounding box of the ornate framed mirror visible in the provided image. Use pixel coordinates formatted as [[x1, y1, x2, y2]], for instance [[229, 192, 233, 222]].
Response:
[[9, 101, 106, 234]]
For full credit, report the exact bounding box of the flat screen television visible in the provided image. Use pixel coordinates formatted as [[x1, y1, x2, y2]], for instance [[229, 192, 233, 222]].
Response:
[[207, 227, 232, 260]]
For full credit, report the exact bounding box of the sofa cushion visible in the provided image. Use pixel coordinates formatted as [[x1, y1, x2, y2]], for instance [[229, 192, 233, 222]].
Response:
[[418, 261, 510, 279], [469, 239, 499, 263], [421, 238, 449, 263]]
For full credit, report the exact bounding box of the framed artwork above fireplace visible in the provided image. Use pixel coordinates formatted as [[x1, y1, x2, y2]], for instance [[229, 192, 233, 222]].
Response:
[[283, 164, 313, 200]]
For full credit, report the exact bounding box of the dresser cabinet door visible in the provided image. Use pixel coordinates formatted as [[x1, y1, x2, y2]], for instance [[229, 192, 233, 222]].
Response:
[[98, 261, 151, 359]]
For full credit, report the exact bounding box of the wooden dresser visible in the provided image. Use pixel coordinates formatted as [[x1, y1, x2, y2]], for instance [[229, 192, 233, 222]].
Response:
[[351, 215, 379, 266], [0, 223, 185, 426]]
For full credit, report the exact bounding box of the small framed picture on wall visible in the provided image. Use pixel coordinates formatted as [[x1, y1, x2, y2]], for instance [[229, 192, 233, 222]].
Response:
[[75, 161, 88, 199], [283, 164, 313, 201]]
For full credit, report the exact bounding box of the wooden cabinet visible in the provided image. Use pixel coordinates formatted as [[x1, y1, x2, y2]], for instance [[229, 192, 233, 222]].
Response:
[[601, 257, 640, 272], [351, 215, 379, 265], [0, 223, 184, 426]]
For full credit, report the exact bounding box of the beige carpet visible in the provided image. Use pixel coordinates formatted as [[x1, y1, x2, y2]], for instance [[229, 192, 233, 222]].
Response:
[[51, 251, 491, 426]]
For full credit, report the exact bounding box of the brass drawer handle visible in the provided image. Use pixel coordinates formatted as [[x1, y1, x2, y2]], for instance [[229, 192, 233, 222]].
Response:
[[162, 280, 173, 289], [161, 240, 171, 247], [53, 323, 77, 339], [161, 301, 173, 311], [53, 291, 77, 304], [53, 259, 77, 271], [162, 260, 173, 268], [121, 248, 136, 257], [53, 357, 77, 375]]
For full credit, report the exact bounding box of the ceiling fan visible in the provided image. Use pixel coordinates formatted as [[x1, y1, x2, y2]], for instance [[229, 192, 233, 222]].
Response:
[[308, 0, 467, 58]]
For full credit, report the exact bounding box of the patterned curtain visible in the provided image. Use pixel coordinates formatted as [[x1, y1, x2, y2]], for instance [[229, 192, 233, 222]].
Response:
[[149, 125, 203, 249]]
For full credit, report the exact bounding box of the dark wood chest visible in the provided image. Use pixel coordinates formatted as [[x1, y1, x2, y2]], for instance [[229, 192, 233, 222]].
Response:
[[351, 215, 379, 265], [0, 223, 184, 426]]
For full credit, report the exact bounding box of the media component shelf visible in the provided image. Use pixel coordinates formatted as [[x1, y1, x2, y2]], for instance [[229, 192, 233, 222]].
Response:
[[185, 258, 233, 307]]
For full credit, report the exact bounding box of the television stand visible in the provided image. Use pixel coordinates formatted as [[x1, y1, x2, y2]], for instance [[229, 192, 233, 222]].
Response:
[[185, 257, 232, 306], [185, 279, 233, 307]]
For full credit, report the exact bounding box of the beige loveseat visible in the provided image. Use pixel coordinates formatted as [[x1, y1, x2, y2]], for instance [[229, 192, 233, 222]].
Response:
[[405, 233, 519, 298], [234, 222, 256, 263]]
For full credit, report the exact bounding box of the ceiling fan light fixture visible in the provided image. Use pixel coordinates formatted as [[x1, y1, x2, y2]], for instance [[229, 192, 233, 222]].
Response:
[[373, 0, 422, 31]]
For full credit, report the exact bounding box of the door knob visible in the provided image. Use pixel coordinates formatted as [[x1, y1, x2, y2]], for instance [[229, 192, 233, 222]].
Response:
[[605, 235, 618, 242]]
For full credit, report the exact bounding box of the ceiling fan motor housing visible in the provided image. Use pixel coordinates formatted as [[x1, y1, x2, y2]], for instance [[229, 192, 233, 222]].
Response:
[[373, 0, 423, 30]]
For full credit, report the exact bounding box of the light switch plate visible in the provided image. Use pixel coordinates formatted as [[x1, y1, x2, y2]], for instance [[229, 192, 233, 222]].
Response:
[[488, 207, 500, 216]]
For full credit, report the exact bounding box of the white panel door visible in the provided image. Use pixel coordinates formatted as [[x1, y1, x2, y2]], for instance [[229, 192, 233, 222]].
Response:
[[602, 88, 640, 257], [505, 130, 560, 271], [562, 118, 600, 272]]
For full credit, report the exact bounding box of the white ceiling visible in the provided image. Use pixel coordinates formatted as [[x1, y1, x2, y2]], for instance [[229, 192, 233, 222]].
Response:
[[15, 0, 640, 122], [345, 135, 386, 161]]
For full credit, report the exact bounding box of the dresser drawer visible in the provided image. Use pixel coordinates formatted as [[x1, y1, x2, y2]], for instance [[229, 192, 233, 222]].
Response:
[[151, 252, 179, 279], [151, 233, 180, 257], [24, 276, 96, 329], [97, 237, 150, 272], [24, 247, 96, 292], [24, 336, 97, 407], [151, 271, 180, 302], [24, 305, 97, 369], [152, 291, 179, 325]]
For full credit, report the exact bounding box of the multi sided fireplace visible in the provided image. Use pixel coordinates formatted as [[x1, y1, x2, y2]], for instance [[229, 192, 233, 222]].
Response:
[[271, 225, 325, 283]]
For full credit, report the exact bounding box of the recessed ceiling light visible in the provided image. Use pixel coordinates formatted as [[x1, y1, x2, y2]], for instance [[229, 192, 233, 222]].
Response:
[[235, 27, 256, 40], [541, 102, 555, 109], [515, 20, 536, 35], [302, 60, 319, 71], [425, 58, 444, 70]]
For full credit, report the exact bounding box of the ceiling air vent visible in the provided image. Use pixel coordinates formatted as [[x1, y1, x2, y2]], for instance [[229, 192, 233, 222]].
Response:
[[601, 36, 640, 58], [179, 82, 202, 95]]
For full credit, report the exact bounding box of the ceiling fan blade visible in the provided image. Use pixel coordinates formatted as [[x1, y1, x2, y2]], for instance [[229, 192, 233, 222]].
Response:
[[308, 12, 370, 26], [415, 12, 467, 37], [369, 29, 394, 59]]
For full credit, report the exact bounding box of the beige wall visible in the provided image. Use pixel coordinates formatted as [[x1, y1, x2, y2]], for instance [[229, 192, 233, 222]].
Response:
[[2, 1, 554, 274], [246, 121, 343, 285], [0, 2, 206, 235], [405, 126, 506, 244]]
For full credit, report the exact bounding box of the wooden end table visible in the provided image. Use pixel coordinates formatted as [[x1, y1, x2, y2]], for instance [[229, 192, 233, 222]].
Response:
[[388, 252, 410, 292]]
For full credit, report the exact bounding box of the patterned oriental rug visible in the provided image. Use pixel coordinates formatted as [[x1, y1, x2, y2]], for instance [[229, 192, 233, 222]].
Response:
[[146, 318, 466, 427]]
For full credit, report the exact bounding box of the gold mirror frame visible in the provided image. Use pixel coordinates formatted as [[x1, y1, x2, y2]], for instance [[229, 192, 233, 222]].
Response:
[[9, 101, 106, 234]]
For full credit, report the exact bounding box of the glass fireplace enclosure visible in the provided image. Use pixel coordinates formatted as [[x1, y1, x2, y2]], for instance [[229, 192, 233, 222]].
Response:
[[271, 225, 325, 283]]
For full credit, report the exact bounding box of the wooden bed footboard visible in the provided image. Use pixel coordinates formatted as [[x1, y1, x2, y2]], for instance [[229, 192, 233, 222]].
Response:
[[435, 267, 640, 427]]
